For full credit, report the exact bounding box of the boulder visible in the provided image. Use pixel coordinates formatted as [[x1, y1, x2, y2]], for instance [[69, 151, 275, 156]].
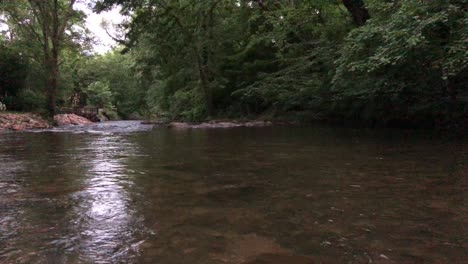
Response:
[[54, 114, 93, 126]]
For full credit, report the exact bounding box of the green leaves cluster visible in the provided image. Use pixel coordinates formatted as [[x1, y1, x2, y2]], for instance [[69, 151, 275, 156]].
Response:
[[332, 0, 467, 125], [0, 0, 93, 114]]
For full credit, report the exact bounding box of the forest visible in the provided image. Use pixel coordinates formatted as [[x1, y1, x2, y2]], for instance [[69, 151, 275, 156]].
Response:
[[1, 0, 467, 128]]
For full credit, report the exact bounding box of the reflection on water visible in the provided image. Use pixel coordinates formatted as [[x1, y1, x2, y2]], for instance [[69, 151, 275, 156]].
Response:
[[0, 122, 467, 263], [76, 135, 147, 263]]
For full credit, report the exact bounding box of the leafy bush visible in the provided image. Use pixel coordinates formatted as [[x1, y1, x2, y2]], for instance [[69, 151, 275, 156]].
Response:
[[331, 0, 467, 125], [85, 81, 113, 109], [16, 89, 46, 112]]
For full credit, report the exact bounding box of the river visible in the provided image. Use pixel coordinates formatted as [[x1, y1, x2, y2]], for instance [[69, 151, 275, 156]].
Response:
[[0, 121, 466, 263]]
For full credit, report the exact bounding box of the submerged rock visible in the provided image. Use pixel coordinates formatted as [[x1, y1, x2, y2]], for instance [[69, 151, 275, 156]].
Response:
[[168, 120, 272, 129], [54, 114, 93, 126]]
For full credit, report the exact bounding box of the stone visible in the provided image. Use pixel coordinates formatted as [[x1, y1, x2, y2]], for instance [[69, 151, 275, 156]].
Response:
[[54, 114, 93, 126], [0, 113, 51, 131], [168, 120, 273, 129]]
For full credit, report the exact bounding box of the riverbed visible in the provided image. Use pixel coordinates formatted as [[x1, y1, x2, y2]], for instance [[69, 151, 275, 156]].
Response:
[[0, 121, 466, 263]]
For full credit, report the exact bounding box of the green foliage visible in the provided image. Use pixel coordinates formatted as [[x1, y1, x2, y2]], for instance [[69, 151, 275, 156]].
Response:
[[233, 1, 348, 114], [332, 0, 467, 125], [1, 0, 92, 115], [72, 51, 144, 118], [91, 0, 465, 126], [1, 0, 465, 128], [0, 42, 29, 108], [85, 81, 113, 108], [16, 89, 46, 112]]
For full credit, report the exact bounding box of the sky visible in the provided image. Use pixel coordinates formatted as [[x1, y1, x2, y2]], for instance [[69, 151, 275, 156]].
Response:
[[75, 2, 124, 54]]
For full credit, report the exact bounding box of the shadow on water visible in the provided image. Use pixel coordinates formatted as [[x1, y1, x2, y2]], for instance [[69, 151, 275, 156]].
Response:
[[0, 122, 467, 263]]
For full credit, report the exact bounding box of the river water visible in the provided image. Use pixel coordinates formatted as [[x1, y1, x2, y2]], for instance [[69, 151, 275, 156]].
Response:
[[0, 121, 466, 263]]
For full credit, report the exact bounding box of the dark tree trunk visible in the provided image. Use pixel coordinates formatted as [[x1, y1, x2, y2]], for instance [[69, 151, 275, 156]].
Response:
[[341, 0, 370, 26], [196, 1, 219, 117], [199, 64, 213, 117], [46, 57, 59, 116], [197, 42, 213, 117]]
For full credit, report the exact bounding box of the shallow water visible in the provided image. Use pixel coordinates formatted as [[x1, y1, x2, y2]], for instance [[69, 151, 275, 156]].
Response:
[[0, 121, 466, 263]]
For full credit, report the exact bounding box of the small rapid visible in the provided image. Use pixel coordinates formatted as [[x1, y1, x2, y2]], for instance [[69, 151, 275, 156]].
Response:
[[30, 120, 155, 135]]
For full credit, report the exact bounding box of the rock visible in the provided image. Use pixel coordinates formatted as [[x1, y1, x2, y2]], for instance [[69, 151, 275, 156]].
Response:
[[379, 254, 389, 260], [168, 122, 193, 129], [168, 120, 273, 129], [0, 113, 51, 131], [54, 114, 93, 126], [6, 189, 17, 194], [12, 124, 26, 131]]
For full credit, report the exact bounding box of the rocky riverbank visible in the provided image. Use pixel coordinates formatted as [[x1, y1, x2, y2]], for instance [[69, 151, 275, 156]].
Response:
[[0, 113, 93, 131], [0, 113, 50, 131]]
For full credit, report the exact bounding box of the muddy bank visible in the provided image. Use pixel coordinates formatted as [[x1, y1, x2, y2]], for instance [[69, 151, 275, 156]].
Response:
[[0, 113, 50, 131], [167, 120, 273, 129]]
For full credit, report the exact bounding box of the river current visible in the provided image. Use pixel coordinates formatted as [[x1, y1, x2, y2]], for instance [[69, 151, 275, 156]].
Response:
[[0, 121, 466, 263]]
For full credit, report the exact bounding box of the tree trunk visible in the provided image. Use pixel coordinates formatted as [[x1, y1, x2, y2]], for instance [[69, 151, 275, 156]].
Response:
[[197, 56, 213, 117], [341, 0, 370, 26], [196, 2, 218, 118], [45, 43, 59, 117], [45, 57, 58, 116]]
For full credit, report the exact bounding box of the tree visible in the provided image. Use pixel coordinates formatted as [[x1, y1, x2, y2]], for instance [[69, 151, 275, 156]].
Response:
[[0, 42, 29, 105], [72, 51, 145, 118], [96, 0, 232, 118], [1, 0, 84, 116], [332, 0, 467, 126], [93, 0, 466, 127]]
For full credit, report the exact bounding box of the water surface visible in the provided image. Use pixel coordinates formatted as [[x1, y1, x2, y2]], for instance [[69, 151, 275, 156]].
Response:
[[0, 121, 466, 263]]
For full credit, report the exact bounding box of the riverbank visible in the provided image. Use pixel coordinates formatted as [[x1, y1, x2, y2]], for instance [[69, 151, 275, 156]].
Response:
[[0, 113, 93, 131], [0, 113, 50, 131]]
